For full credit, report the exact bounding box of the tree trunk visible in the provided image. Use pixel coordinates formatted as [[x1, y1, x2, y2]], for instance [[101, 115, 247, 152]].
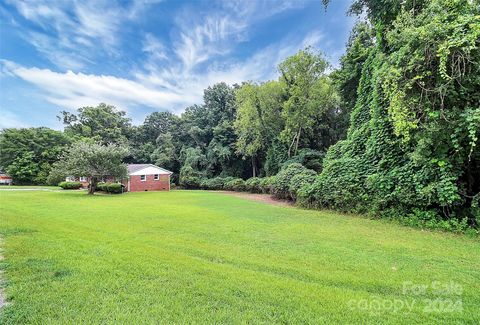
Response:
[[288, 134, 296, 158], [88, 176, 97, 195], [294, 127, 302, 156], [252, 156, 256, 178]]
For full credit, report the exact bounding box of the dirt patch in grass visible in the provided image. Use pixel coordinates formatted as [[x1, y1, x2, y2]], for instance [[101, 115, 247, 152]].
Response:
[[215, 191, 294, 207]]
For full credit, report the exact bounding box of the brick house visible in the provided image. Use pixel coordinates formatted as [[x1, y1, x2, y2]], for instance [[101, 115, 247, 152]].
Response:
[[123, 164, 172, 192], [66, 164, 172, 192]]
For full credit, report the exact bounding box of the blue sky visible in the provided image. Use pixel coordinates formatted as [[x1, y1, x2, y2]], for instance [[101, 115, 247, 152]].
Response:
[[0, 0, 355, 129]]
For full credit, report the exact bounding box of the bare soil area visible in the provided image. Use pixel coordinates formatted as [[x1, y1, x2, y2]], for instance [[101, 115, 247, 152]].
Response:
[[214, 191, 294, 207]]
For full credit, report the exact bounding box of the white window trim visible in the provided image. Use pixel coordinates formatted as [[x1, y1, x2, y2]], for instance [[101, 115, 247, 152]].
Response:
[[140, 175, 147, 182], [154, 174, 159, 180], [79, 177, 87, 182]]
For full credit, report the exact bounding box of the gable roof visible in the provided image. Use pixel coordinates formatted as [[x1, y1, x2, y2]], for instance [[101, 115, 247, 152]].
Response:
[[127, 164, 172, 175]]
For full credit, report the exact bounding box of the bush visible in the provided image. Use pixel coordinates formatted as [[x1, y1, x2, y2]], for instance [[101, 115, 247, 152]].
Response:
[[224, 178, 246, 191], [245, 177, 262, 193], [271, 163, 310, 199], [95, 182, 124, 194], [106, 183, 123, 194], [179, 165, 203, 189], [180, 175, 202, 189], [259, 176, 276, 194], [58, 181, 83, 190], [199, 177, 236, 190], [288, 170, 317, 200], [220, 177, 235, 189], [96, 182, 106, 192], [203, 177, 226, 190]]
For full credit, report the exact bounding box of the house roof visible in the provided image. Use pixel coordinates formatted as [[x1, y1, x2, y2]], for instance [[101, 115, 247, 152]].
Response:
[[127, 164, 173, 175]]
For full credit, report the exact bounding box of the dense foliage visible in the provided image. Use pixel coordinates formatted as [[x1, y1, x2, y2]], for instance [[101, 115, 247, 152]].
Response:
[[0, 128, 70, 184], [299, 0, 480, 229]]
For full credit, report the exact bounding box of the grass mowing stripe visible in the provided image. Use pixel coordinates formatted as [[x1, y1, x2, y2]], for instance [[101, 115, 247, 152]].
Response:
[[0, 190, 478, 323]]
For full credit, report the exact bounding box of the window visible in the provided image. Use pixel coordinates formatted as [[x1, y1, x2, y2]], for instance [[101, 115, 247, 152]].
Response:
[[140, 175, 146, 181], [154, 174, 159, 180], [79, 177, 87, 182]]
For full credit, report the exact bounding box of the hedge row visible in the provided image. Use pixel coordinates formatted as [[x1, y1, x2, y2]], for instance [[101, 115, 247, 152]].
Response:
[[58, 181, 83, 189], [183, 163, 317, 201], [96, 182, 124, 194]]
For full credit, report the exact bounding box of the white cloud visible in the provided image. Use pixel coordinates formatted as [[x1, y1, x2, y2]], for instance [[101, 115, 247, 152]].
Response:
[[1, 28, 324, 119], [142, 34, 167, 61], [6, 0, 157, 70], [1, 60, 185, 113]]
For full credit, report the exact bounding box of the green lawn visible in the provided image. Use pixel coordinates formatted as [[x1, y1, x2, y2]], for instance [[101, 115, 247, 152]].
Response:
[[0, 185, 60, 190], [0, 190, 478, 324]]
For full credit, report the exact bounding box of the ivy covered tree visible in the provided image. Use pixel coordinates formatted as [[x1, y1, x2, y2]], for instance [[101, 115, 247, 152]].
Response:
[[300, 0, 480, 228]]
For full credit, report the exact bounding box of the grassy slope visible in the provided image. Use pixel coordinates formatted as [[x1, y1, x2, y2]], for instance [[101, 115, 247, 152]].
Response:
[[0, 190, 478, 324]]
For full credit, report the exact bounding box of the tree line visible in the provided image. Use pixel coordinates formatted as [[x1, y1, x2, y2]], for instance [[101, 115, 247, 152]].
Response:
[[0, 0, 478, 230]]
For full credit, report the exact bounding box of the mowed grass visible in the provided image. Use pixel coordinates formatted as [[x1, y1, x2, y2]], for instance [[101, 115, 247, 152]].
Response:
[[0, 190, 478, 324], [0, 185, 59, 190]]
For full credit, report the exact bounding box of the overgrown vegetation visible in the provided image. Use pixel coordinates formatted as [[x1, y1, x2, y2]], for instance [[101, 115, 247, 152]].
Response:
[[298, 0, 480, 230]]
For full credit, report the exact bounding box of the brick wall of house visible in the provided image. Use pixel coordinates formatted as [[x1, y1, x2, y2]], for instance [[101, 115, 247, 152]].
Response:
[[128, 174, 170, 192]]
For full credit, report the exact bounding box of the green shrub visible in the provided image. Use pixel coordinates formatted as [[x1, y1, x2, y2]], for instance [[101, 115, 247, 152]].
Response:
[[199, 177, 236, 190], [180, 175, 202, 189], [224, 178, 246, 191], [179, 165, 203, 189], [288, 170, 317, 200], [96, 182, 106, 192], [271, 163, 309, 199], [58, 181, 83, 190], [106, 183, 123, 194], [259, 176, 276, 194], [95, 182, 124, 194], [209, 177, 228, 190], [245, 177, 262, 193], [393, 209, 470, 233]]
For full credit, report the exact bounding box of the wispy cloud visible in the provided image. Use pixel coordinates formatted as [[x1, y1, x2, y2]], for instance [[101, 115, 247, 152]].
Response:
[[1, 28, 323, 116], [4, 0, 156, 70], [1, 60, 185, 112]]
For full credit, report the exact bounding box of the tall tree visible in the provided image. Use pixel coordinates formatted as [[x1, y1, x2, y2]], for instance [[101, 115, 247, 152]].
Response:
[[58, 103, 132, 144], [234, 81, 285, 176], [278, 47, 340, 157]]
